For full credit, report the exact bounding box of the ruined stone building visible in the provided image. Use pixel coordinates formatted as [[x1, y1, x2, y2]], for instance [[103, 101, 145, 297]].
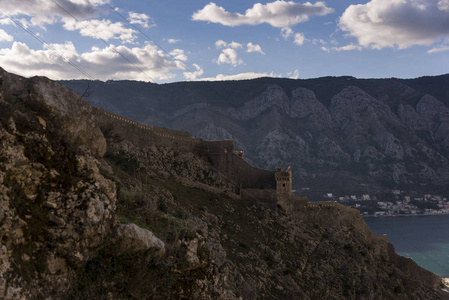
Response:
[[201, 138, 306, 212]]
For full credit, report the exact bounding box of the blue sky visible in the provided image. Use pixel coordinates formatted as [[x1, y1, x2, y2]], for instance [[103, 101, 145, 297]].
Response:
[[0, 0, 448, 82]]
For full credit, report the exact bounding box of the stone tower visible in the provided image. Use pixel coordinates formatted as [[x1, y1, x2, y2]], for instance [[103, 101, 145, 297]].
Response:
[[275, 167, 292, 212]]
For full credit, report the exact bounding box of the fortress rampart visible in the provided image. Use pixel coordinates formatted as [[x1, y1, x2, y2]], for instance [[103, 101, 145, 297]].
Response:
[[94, 108, 343, 213], [307, 202, 338, 209], [94, 108, 201, 151], [95, 108, 275, 194], [200, 140, 275, 190]]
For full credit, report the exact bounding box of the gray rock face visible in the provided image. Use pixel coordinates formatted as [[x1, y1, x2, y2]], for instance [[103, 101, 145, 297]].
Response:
[[229, 85, 289, 120], [330, 86, 397, 129], [114, 223, 165, 257], [397, 104, 427, 131], [255, 129, 309, 168], [415, 94, 449, 152], [0, 71, 106, 157], [290, 87, 333, 128], [416, 94, 449, 123], [0, 70, 117, 299]]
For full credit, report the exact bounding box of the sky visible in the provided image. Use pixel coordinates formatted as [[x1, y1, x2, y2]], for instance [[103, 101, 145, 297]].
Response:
[[0, 0, 448, 83]]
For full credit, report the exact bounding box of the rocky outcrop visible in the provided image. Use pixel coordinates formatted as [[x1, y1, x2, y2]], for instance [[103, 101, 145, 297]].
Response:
[[114, 223, 165, 256], [0, 69, 166, 299], [255, 128, 309, 168], [397, 103, 427, 131], [290, 87, 334, 128], [228, 85, 290, 120], [0, 93, 116, 297], [416, 94, 449, 125], [0, 68, 106, 157]]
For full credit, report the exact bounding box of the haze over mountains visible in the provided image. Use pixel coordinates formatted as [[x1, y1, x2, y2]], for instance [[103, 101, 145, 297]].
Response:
[[63, 74, 449, 199]]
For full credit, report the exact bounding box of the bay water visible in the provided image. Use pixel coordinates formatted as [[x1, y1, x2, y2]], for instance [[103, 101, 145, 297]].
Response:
[[364, 215, 449, 277]]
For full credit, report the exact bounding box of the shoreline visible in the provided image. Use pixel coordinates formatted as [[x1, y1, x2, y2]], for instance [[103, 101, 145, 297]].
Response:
[[362, 214, 449, 218]]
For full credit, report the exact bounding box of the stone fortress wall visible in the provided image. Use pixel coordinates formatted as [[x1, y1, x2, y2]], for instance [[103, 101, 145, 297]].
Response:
[[94, 108, 201, 151], [94, 108, 275, 191], [201, 140, 275, 190], [95, 107, 341, 212]]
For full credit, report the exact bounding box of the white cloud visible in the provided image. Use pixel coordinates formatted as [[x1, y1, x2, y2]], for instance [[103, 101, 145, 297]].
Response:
[[333, 44, 362, 51], [0, 41, 182, 82], [339, 0, 449, 49], [319, 44, 363, 52], [215, 40, 227, 49], [183, 63, 204, 80], [215, 48, 243, 66], [312, 39, 327, 45], [44, 40, 79, 59], [229, 41, 243, 49], [201, 72, 279, 81], [167, 38, 181, 44], [281, 27, 294, 39], [0, 0, 107, 27], [63, 19, 137, 43], [192, 1, 334, 28], [280, 27, 305, 46], [0, 29, 13, 42], [293, 33, 305, 46], [0, 1, 141, 44], [0, 18, 14, 26], [427, 45, 449, 54], [215, 40, 242, 49], [438, 0, 449, 11], [246, 42, 265, 55], [128, 12, 151, 28], [169, 49, 187, 61], [287, 69, 300, 79]]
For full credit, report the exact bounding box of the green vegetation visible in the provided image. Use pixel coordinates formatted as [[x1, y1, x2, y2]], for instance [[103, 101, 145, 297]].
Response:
[[104, 151, 140, 174]]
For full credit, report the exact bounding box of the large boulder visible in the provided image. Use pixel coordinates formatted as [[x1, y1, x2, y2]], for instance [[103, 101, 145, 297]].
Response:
[[114, 223, 165, 257]]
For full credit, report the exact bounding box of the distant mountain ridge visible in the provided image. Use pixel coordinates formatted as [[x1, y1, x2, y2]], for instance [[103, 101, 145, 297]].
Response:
[[62, 74, 449, 199]]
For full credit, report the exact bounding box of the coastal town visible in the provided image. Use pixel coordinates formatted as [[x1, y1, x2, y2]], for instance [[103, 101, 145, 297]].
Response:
[[321, 190, 449, 216]]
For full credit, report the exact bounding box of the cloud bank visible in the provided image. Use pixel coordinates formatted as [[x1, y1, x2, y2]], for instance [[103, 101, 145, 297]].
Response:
[[0, 41, 183, 81], [201, 72, 279, 81], [0, 0, 106, 27], [339, 0, 449, 49], [0, 0, 149, 43]]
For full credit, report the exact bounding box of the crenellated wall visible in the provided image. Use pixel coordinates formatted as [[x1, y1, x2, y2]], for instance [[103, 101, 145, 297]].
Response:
[[94, 107, 275, 193], [306, 202, 338, 209], [186, 138, 274, 191], [94, 108, 201, 151]]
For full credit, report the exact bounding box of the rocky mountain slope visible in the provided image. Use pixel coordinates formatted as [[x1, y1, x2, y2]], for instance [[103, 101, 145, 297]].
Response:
[[0, 68, 447, 299], [62, 75, 449, 199]]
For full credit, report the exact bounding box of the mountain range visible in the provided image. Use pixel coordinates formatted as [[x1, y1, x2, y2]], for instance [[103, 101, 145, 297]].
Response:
[[62, 74, 449, 199]]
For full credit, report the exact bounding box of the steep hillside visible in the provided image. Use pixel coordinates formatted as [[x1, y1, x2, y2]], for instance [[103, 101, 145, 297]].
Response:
[[62, 75, 449, 198], [0, 68, 447, 299]]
